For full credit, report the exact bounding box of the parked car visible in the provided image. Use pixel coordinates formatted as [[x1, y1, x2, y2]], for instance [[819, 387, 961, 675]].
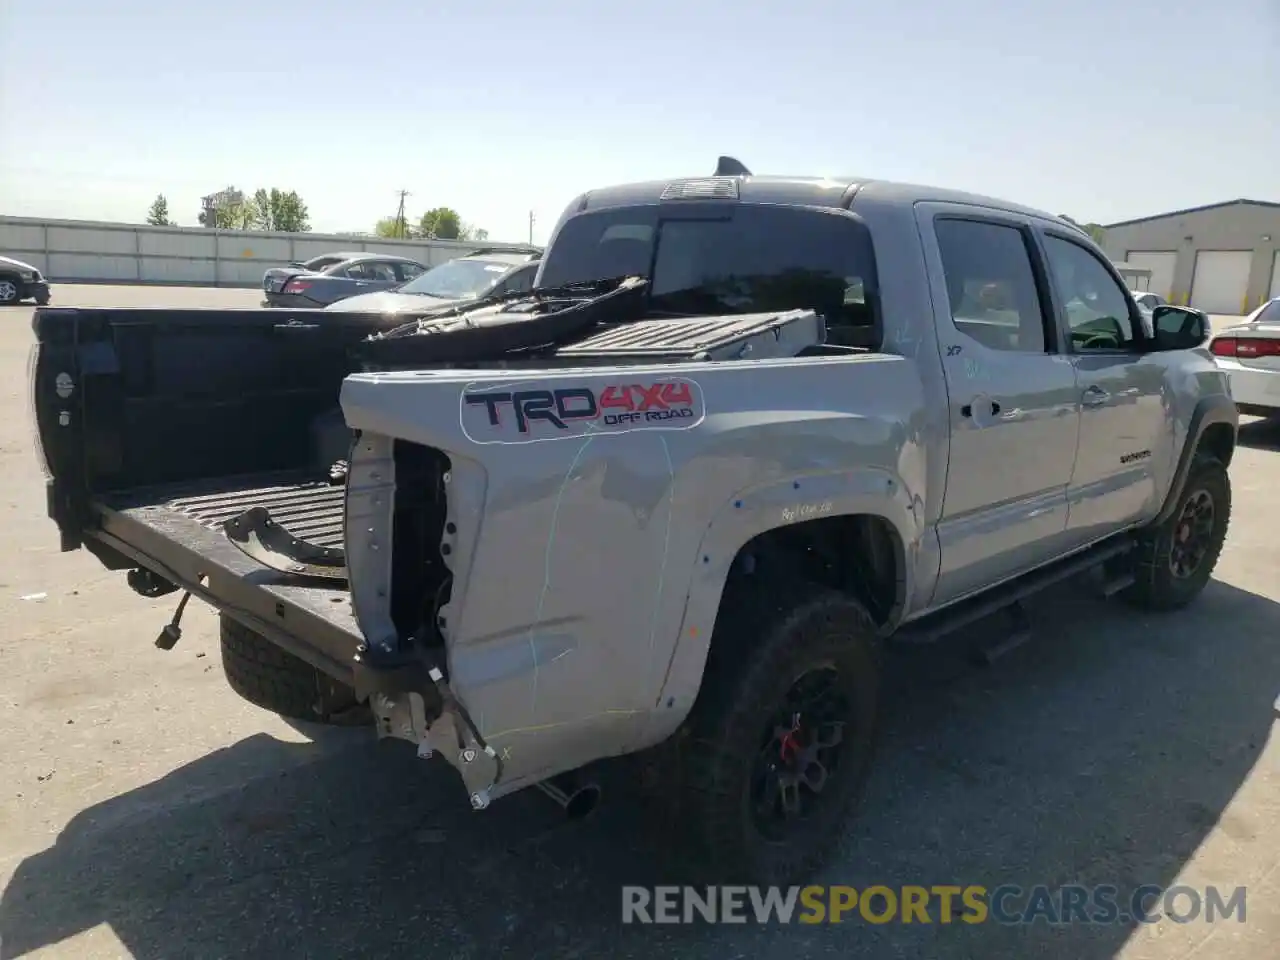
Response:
[[0, 255, 51, 306], [1130, 290, 1167, 335], [1132, 291, 1167, 315], [1209, 297, 1280, 418], [326, 248, 542, 315], [30, 159, 1233, 885], [261, 252, 429, 308]]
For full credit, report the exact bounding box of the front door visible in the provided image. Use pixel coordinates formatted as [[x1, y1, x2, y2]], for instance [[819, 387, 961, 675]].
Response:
[[1038, 231, 1168, 541], [917, 205, 1081, 607]]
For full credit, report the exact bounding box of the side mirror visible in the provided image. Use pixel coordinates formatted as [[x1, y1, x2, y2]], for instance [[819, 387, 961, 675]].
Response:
[[1151, 305, 1209, 351]]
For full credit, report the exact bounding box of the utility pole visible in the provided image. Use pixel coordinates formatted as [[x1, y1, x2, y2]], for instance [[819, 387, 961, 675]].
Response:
[[394, 190, 411, 238], [528, 210, 536, 246]]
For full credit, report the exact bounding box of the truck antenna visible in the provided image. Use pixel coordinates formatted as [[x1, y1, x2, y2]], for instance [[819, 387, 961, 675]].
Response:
[[714, 156, 752, 177]]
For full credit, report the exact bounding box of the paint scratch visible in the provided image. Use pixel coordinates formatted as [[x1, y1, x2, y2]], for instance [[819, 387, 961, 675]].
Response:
[[646, 435, 676, 680], [528, 433, 597, 718]]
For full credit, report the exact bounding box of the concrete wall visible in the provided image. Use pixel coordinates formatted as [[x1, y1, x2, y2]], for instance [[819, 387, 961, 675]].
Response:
[[1102, 201, 1280, 312], [0, 215, 536, 287]]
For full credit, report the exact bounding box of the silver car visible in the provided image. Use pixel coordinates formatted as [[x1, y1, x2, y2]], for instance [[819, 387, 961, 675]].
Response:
[[1131, 290, 1167, 336], [327, 250, 541, 315], [261, 253, 428, 308]]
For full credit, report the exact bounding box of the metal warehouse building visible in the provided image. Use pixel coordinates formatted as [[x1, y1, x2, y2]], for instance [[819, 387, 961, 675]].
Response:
[[1102, 199, 1280, 315]]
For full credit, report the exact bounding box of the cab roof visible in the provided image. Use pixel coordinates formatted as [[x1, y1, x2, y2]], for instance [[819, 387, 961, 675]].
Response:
[[567, 160, 1062, 226]]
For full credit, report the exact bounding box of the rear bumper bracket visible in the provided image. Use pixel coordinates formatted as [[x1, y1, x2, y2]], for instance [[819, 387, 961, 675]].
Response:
[[368, 664, 504, 810]]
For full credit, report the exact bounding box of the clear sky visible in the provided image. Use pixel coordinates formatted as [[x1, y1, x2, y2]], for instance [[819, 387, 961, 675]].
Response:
[[1, 0, 1276, 244]]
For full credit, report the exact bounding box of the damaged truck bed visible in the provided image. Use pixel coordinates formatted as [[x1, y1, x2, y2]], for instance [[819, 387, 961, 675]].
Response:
[[32, 282, 855, 809], [93, 472, 358, 677]]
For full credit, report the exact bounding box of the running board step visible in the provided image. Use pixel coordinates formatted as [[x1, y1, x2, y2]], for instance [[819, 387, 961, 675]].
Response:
[[223, 505, 348, 581], [1099, 571, 1136, 598], [895, 537, 1135, 647], [971, 602, 1033, 665]]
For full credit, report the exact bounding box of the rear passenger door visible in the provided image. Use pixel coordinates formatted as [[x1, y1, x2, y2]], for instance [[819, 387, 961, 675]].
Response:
[[341, 262, 378, 287], [363, 260, 403, 290], [916, 205, 1081, 606]]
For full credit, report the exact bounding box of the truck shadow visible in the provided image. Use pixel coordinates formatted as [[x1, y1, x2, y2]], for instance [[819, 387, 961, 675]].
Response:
[[2, 580, 1276, 960], [1236, 416, 1280, 451]]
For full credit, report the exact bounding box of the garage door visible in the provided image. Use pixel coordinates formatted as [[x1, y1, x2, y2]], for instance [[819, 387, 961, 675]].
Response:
[[1124, 250, 1177, 298], [1190, 250, 1252, 315], [1270, 251, 1280, 301]]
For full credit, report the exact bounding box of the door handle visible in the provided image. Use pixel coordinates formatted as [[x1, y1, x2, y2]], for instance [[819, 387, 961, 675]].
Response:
[[1082, 385, 1110, 407], [960, 398, 1001, 418]]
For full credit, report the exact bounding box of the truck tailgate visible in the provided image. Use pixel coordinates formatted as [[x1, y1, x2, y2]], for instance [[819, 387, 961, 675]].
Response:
[[28, 306, 411, 682], [92, 471, 360, 682]]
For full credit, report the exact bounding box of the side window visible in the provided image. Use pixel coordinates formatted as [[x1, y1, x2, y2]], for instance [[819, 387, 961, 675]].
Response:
[[344, 263, 374, 280], [934, 219, 1048, 353], [1042, 236, 1137, 351], [397, 262, 425, 282], [366, 261, 399, 282], [499, 264, 535, 295]]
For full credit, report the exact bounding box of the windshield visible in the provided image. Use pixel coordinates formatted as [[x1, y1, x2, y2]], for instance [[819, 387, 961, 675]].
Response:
[[537, 204, 879, 346], [398, 258, 511, 299]]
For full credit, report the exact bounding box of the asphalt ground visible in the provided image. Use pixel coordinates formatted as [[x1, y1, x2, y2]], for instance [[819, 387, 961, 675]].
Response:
[[0, 286, 1276, 959]]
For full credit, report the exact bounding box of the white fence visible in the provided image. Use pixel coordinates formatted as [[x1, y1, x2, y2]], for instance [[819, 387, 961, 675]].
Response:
[[0, 215, 536, 287]]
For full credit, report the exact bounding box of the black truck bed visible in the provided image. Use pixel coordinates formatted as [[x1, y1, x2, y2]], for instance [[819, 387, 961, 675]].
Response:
[[90, 471, 361, 681], [108, 472, 347, 548]]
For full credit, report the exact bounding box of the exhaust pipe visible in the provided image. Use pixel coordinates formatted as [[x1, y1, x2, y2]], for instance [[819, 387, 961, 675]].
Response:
[[534, 773, 602, 821]]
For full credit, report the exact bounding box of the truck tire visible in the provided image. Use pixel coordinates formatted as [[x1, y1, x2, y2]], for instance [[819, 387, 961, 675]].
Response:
[[219, 615, 368, 725], [674, 580, 881, 884], [1122, 454, 1231, 611]]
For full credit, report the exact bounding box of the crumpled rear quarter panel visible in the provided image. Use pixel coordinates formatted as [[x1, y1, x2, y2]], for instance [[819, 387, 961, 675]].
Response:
[[339, 355, 927, 793]]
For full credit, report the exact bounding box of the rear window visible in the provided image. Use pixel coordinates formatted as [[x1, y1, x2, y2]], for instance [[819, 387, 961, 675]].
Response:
[[306, 256, 346, 271], [537, 204, 880, 347]]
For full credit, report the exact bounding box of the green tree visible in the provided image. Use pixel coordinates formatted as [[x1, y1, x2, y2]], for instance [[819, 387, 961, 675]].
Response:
[[253, 188, 311, 232], [1059, 214, 1106, 245], [224, 197, 261, 230], [197, 188, 309, 231], [198, 196, 257, 229], [375, 216, 412, 239], [462, 222, 489, 241], [146, 194, 174, 226], [418, 206, 463, 240]]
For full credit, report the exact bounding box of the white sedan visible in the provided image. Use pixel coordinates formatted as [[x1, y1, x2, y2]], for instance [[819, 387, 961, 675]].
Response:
[[1209, 298, 1280, 419]]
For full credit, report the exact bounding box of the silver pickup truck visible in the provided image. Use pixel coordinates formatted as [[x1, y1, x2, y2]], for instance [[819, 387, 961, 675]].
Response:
[[30, 158, 1236, 884]]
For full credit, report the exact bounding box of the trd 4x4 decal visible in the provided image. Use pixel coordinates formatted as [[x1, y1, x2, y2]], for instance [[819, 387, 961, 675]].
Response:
[[460, 378, 705, 443]]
